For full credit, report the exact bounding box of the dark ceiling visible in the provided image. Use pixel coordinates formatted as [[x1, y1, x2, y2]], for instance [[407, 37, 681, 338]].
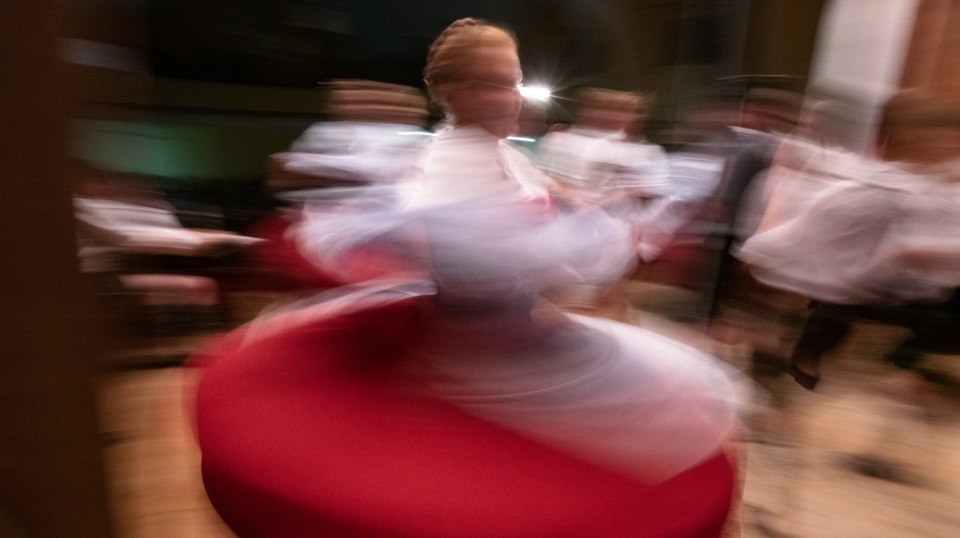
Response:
[[147, 0, 624, 89]]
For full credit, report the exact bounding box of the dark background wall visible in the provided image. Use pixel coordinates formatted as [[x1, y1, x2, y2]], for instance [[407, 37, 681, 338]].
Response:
[[70, 0, 826, 180]]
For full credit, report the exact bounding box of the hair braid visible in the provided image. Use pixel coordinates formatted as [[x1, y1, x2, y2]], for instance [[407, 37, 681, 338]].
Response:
[[423, 18, 516, 106], [424, 18, 481, 91]]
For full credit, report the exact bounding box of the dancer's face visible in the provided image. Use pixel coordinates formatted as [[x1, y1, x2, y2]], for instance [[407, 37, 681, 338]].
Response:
[[444, 45, 522, 139], [579, 104, 638, 133]]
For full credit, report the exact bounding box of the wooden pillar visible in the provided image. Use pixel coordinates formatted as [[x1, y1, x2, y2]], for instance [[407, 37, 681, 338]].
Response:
[[900, 0, 960, 96], [0, 1, 114, 536]]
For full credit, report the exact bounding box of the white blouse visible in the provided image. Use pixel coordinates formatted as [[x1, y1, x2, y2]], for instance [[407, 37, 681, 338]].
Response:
[[400, 125, 550, 209], [293, 125, 740, 482], [739, 145, 960, 305]]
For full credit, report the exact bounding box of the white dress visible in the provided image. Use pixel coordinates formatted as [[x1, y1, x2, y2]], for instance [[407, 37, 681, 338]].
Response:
[[296, 125, 739, 482]]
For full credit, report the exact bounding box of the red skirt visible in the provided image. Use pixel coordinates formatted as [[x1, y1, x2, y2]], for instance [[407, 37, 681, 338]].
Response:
[[193, 292, 736, 537]]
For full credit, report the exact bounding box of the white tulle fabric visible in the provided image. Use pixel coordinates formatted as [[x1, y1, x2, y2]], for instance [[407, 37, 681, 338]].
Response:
[[295, 125, 739, 482]]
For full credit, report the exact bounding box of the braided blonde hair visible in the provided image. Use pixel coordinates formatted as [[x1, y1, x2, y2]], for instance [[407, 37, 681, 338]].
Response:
[[423, 18, 517, 107]]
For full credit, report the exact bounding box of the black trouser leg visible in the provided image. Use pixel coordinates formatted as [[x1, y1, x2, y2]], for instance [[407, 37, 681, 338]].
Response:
[[788, 302, 853, 388], [885, 294, 960, 370]]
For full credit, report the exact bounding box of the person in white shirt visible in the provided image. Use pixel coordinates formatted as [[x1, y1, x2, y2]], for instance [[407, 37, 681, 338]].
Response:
[[292, 17, 742, 484], [534, 88, 673, 314], [536, 87, 671, 210], [738, 89, 960, 389], [268, 80, 432, 192]]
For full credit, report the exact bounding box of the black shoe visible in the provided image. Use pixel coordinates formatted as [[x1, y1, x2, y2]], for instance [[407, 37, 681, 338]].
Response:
[[840, 454, 917, 485], [789, 362, 820, 390]]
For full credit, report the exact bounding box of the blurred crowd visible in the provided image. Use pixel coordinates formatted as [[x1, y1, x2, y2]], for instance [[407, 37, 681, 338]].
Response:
[[68, 14, 960, 535], [75, 43, 960, 426], [229, 74, 960, 395]]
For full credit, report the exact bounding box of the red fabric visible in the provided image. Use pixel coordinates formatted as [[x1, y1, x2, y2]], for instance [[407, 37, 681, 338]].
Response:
[[634, 237, 707, 289], [245, 213, 339, 290], [246, 213, 423, 290], [194, 299, 736, 538]]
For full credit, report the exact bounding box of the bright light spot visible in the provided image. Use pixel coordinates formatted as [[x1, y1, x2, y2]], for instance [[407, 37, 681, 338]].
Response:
[[519, 84, 552, 102], [507, 136, 537, 143]]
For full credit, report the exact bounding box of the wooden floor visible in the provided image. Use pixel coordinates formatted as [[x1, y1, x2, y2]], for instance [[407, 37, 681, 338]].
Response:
[[97, 288, 960, 537]]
